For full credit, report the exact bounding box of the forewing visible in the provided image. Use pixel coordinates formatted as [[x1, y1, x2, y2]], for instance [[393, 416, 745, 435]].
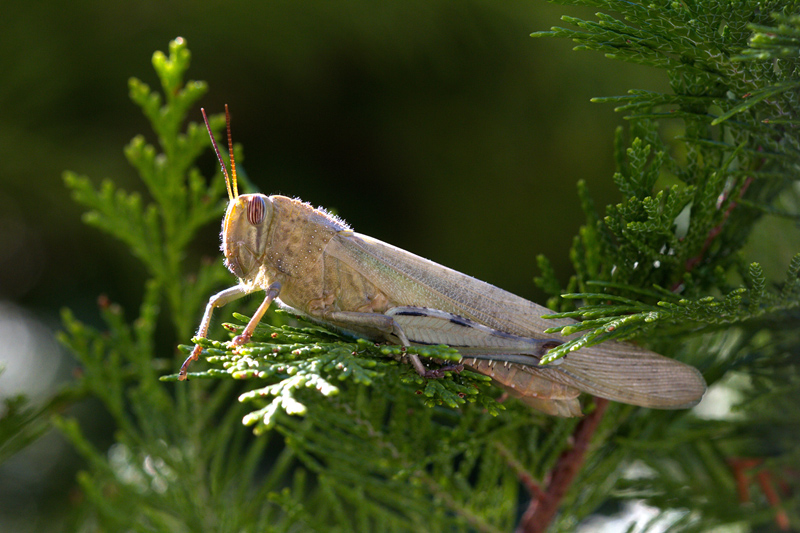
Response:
[[326, 232, 571, 336], [539, 341, 706, 409], [326, 232, 706, 409]]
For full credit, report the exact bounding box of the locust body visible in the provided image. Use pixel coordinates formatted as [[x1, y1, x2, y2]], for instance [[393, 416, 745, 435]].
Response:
[[179, 108, 707, 417]]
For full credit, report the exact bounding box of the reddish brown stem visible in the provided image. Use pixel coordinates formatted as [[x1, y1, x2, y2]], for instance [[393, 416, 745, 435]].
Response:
[[516, 398, 609, 533], [728, 457, 762, 502], [683, 177, 754, 275], [727, 457, 791, 531], [756, 471, 790, 531]]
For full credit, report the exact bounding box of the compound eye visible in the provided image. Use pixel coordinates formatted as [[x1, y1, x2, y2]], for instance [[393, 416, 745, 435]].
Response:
[[247, 196, 267, 225]]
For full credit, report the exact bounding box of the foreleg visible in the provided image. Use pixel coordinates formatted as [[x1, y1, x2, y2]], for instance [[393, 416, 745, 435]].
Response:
[[178, 284, 260, 380]]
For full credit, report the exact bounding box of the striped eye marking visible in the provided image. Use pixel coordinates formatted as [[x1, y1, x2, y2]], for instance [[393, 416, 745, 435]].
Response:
[[248, 196, 267, 226]]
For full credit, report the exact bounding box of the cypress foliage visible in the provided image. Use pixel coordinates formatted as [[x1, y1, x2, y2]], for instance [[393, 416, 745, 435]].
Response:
[[3, 1, 800, 529]]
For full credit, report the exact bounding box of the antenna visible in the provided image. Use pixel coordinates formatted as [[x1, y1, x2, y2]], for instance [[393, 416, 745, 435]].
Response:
[[225, 104, 239, 198], [201, 107, 236, 201]]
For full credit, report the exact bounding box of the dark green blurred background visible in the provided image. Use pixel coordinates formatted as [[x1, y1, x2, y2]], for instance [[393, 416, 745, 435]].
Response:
[[0, 0, 670, 529]]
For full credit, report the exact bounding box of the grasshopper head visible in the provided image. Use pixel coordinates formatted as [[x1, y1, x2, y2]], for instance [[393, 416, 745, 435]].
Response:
[[201, 106, 274, 281], [222, 193, 273, 280]]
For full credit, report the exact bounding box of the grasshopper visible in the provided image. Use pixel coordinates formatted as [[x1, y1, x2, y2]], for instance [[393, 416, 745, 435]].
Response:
[[179, 106, 706, 417]]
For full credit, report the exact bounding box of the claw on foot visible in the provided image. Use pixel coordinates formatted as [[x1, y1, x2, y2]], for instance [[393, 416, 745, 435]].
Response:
[[230, 333, 252, 347], [178, 344, 203, 381]]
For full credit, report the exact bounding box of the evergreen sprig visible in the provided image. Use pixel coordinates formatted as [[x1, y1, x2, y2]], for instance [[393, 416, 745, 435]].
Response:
[[529, 2, 800, 529], [49, 39, 315, 531], [537, 254, 800, 364], [168, 311, 500, 434], [64, 39, 229, 339]]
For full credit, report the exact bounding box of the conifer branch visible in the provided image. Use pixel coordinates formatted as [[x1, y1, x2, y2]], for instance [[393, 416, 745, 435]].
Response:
[[517, 399, 609, 533]]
